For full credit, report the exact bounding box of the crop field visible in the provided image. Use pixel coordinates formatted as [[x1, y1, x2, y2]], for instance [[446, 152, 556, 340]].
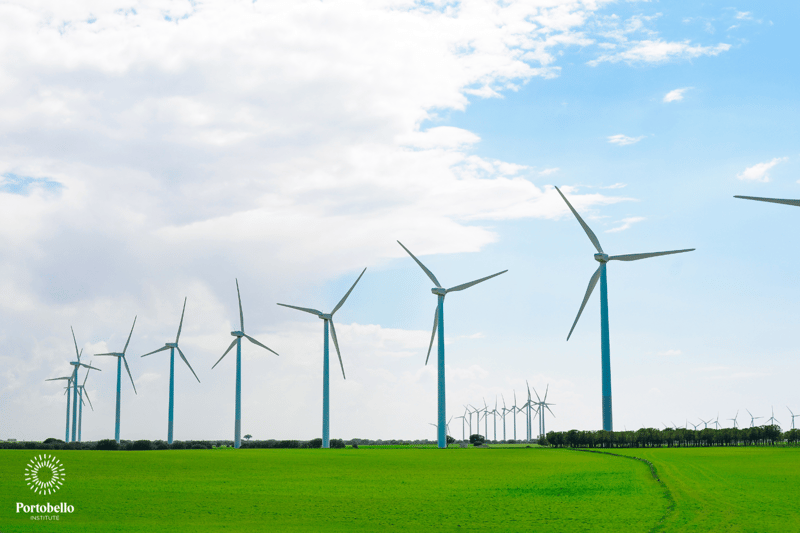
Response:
[[611, 446, 800, 532], [1, 447, 665, 532]]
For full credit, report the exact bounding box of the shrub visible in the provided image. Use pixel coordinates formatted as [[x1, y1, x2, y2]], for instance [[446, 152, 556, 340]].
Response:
[[153, 440, 169, 450], [306, 438, 323, 449], [96, 439, 119, 451], [170, 441, 186, 450], [446, 435, 456, 444], [44, 438, 65, 444], [329, 439, 345, 449], [469, 434, 486, 445], [132, 440, 153, 451]]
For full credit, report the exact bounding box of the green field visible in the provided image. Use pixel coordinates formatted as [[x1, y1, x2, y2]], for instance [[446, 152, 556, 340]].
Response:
[[4, 446, 799, 532], [611, 446, 800, 532], [2, 448, 665, 532]]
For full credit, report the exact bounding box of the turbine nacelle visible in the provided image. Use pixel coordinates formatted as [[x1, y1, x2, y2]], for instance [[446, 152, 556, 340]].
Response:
[[165, 342, 178, 348], [431, 288, 446, 296], [230, 331, 244, 337], [594, 253, 609, 263], [319, 313, 332, 320]]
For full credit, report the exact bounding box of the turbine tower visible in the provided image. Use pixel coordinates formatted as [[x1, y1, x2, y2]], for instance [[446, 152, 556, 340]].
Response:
[[214, 279, 279, 449], [533, 384, 555, 439], [141, 298, 201, 444], [788, 407, 799, 430], [94, 317, 138, 443], [729, 410, 739, 429], [67, 329, 101, 442], [767, 406, 780, 427], [277, 268, 365, 449], [555, 186, 694, 431], [74, 369, 95, 442], [397, 241, 507, 449]]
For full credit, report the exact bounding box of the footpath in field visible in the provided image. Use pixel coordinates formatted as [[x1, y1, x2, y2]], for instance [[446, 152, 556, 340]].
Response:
[[1, 447, 666, 532], [611, 446, 800, 532]]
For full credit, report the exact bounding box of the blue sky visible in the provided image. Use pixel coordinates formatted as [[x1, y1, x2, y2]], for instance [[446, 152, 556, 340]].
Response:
[[1, 0, 799, 442]]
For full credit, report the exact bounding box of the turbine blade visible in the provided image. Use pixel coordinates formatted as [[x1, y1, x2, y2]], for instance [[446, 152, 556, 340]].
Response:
[[609, 249, 695, 262], [123, 316, 137, 354], [71, 326, 81, 361], [329, 320, 346, 380], [543, 383, 549, 402], [82, 370, 90, 386], [93, 353, 117, 357], [397, 241, 442, 288], [176, 298, 187, 344], [425, 301, 439, 365], [122, 356, 137, 395], [141, 346, 170, 358], [244, 334, 279, 356], [554, 186, 604, 254], [734, 195, 800, 207], [45, 377, 71, 382], [176, 346, 201, 383], [446, 270, 507, 293], [567, 265, 602, 341], [331, 268, 367, 316], [78, 363, 102, 371], [236, 279, 244, 332], [212, 339, 238, 369], [276, 303, 323, 316], [83, 389, 94, 411]]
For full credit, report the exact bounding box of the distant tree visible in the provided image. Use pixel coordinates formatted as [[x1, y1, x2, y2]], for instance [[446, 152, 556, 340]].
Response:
[[306, 438, 323, 448], [330, 439, 346, 449], [244, 434, 252, 441], [96, 439, 119, 451], [43, 438, 64, 444], [132, 439, 153, 450], [469, 434, 485, 445], [446, 435, 456, 444]]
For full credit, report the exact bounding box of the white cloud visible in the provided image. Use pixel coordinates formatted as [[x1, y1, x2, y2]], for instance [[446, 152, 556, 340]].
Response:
[[605, 216, 645, 233], [735, 11, 753, 20], [538, 167, 560, 176], [737, 157, 788, 182], [663, 87, 692, 102], [607, 134, 645, 146], [588, 40, 730, 66]]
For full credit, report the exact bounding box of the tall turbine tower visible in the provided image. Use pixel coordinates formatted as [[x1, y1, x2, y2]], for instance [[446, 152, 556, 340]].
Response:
[[94, 317, 138, 443], [214, 279, 279, 449], [397, 241, 507, 449], [74, 369, 95, 442], [555, 186, 694, 431], [277, 268, 365, 449], [141, 298, 201, 444], [68, 329, 100, 442]]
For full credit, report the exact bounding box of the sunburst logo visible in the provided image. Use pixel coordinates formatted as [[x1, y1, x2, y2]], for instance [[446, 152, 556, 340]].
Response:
[[24, 454, 65, 495]]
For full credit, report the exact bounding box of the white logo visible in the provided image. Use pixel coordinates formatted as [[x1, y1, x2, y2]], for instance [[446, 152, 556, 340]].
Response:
[[24, 454, 65, 495]]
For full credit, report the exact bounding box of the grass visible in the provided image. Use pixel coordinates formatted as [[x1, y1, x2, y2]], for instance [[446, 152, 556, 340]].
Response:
[[1, 448, 664, 532], [610, 446, 800, 532]]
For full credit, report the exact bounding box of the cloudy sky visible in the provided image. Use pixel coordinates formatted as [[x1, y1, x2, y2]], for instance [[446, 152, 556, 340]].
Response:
[[2, 0, 799, 442]]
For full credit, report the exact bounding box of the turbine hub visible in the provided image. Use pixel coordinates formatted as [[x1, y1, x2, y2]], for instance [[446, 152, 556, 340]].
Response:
[[165, 343, 177, 348], [594, 253, 609, 263], [231, 331, 244, 337], [319, 314, 332, 320], [69, 362, 80, 366], [431, 288, 446, 295]]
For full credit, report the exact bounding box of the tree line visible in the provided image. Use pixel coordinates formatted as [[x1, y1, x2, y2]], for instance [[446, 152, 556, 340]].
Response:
[[544, 426, 800, 448]]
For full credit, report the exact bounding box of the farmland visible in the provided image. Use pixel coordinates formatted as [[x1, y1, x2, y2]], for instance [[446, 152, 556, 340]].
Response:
[[2, 447, 665, 532]]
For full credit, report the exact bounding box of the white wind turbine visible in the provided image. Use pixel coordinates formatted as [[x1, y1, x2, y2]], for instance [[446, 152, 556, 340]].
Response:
[[788, 407, 799, 430], [397, 241, 507, 448], [729, 410, 739, 429], [767, 406, 780, 427], [746, 409, 763, 427]]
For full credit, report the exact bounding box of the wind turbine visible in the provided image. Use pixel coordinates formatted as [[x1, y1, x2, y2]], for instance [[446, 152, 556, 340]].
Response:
[[729, 410, 739, 429], [713, 413, 721, 430], [67, 329, 101, 442], [141, 298, 201, 444], [463, 405, 473, 436], [277, 268, 365, 449], [746, 409, 763, 428], [533, 384, 555, 439], [455, 414, 466, 441], [555, 186, 694, 431], [215, 279, 279, 449], [788, 407, 799, 430], [767, 406, 780, 427], [94, 318, 137, 443], [491, 397, 498, 442], [74, 369, 95, 442], [699, 418, 711, 430], [512, 390, 519, 441], [397, 241, 507, 449], [500, 394, 509, 441], [429, 416, 453, 441], [45, 374, 74, 442]]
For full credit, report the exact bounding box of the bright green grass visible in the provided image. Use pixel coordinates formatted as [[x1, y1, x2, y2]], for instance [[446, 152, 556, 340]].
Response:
[[1, 448, 665, 532], [610, 447, 800, 532]]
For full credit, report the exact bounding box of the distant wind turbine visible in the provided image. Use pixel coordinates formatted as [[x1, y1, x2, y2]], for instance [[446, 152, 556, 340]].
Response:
[[214, 280, 279, 449], [398, 241, 506, 448], [788, 407, 799, 430], [67, 329, 101, 442], [45, 373, 75, 442], [277, 268, 365, 449], [729, 410, 739, 429], [555, 186, 694, 431], [533, 384, 555, 439], [141, 298, 201, 444], [767, 406, 780, 427], [746, 409, 763, 428], [94, 318, 137, 443], [74, 369, 95, 442]]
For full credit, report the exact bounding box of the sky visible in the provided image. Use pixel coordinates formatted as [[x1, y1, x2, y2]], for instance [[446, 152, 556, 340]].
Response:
[[2, 0, 799, 442]]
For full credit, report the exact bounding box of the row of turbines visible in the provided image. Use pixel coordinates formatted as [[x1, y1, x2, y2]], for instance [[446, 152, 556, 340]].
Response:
[[670, 407, 800, 430], [45, 190, 797, 449], [446, 383, 556, 443]]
